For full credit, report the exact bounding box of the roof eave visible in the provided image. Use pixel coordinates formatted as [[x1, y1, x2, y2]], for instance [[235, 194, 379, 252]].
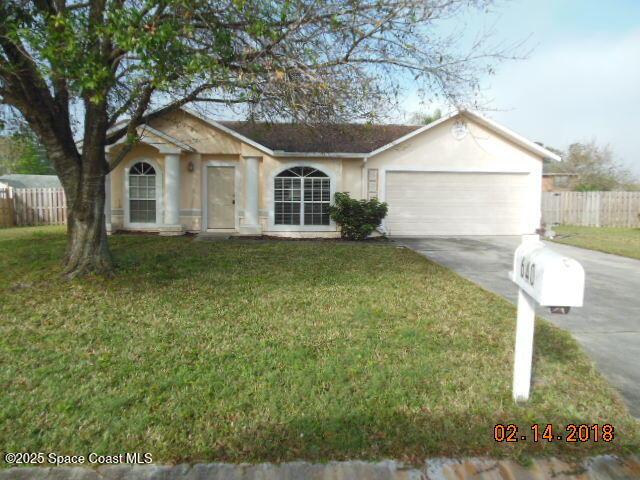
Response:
[[364, 109, 562, 162], [181, 107, 275, 156], [460, 110, 562, 162], [273, 151, 366, 158], [139, 125, 196, 152], [364, 112, 460, 161], [102, 124, 196, 154], [94, 105, 561, 162]]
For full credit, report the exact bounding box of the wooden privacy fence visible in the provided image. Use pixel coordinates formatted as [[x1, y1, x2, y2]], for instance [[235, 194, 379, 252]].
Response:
[[0, 187, 67, 227], [0, 188, 15, 227], [542, 191, 640, 228]]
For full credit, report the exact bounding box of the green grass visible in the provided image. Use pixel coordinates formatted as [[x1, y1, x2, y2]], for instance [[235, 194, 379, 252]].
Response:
[[552, 225, 640, 260], [1, 226, 638, 465]]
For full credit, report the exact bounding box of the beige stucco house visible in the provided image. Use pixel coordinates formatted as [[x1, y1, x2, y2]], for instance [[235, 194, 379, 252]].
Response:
[[105, 107, 560, 237]]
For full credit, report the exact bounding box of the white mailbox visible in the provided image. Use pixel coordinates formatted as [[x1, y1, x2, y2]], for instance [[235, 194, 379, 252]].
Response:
[[509, 235, 585, 403], [510, 240, 585, 309]]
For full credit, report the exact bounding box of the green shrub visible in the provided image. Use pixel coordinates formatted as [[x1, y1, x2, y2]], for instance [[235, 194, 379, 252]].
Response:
[[328, 192, 388, 240]]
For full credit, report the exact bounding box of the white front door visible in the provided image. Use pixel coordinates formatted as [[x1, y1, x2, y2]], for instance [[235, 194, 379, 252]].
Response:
[[385, 171, 529, 236], [207, 166, 235, 229]]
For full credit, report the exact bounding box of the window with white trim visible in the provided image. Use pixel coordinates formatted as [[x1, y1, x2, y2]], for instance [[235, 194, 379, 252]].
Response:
[[274, 167, 330, 226], [129, 162, 156, 223]]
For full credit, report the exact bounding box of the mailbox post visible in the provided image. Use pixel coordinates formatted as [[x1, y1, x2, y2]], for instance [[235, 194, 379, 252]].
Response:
[[509, 234, 585, 403]]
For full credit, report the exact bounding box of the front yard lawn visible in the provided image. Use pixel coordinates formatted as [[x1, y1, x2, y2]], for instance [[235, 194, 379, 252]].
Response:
[[552, 225, 640, 260], [1, 226, 639, 464]]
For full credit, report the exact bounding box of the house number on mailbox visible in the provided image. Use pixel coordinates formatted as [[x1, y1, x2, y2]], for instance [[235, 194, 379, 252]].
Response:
[[520, 258, 535, 286]]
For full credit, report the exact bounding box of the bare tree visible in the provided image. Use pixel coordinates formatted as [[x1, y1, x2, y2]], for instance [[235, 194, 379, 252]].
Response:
[[547, 141, 638, 191], [0, 0, 514, 277]]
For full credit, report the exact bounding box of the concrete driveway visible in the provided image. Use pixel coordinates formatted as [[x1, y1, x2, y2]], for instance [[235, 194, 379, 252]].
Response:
[[396, 236, 640, 417]]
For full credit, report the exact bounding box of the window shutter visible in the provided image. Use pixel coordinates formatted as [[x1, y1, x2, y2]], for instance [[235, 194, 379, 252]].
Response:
[[367, 169, 378, 200]]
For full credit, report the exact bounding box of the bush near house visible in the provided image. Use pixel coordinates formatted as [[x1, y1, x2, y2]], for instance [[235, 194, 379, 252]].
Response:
[[329, 192, 388, 240]]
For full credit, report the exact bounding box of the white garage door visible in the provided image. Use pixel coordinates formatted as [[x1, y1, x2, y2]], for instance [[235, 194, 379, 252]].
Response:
[[385, 171, 529, 236]]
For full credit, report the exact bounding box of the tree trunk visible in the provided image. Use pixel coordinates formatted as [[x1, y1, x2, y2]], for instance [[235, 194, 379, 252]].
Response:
[[63, 171, 113, 278], [1, 22, 115, 278], [57, 95, 115, 278]]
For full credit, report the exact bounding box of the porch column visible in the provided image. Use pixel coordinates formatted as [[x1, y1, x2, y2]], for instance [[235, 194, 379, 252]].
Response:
[[161, 152, 183, 235], [241, 156, 261, 234]]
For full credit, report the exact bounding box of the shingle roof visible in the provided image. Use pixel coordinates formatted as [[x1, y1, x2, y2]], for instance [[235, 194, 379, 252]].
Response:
[[0, 174, 61, 189], [218, 121, 421, 154]]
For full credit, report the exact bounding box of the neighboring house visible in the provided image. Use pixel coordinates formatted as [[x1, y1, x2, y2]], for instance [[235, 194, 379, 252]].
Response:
[[0, 174, 61, 189], [104, 108, 560, 237], [542, 172, 578, 192]]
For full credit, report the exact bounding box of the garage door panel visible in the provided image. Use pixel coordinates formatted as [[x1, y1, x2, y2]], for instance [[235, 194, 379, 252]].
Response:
[[387, 216, 523, 225], [392, 181, 522, 190], [389, 205, 524, 214], [387, 180, 528, 189], [388, 173, 526, 183], [388, 224, 519, 236], [385, 172, 529, 236], [387, 182, 528, 191], [386, 190, 528, 201], [386, 186, 528, 198], [389, 210, 524, 220]]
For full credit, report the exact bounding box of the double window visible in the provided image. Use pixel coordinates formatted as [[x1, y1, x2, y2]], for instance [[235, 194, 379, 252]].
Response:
[[274, 167, 330, 226], [129, 162, 156, 223]]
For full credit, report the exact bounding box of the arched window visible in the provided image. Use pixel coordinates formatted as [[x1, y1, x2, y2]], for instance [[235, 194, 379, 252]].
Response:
[[275, 167, 330, 226], [129, 162, 156, 223]]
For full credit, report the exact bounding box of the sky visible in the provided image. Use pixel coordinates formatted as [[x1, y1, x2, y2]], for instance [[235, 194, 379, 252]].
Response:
[[402, 0, 640, 176], [6, 0, 636, 177]]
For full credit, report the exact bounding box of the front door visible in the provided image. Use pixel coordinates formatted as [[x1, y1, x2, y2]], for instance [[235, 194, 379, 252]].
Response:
[[207, 166, 235, 229]]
